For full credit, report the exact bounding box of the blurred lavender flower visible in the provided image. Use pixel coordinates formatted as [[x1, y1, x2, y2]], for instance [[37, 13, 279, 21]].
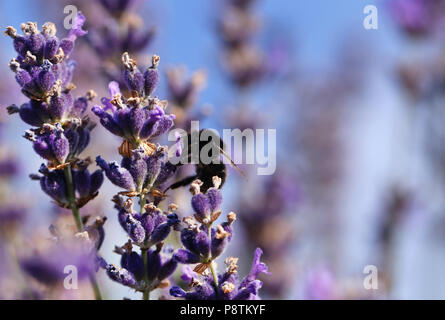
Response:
[[84, 0, 156, 82], [99, 0, 136, 17], [236, 173, 299, 298], [165, 66, 207, 129], [0, 157, 19, 178], [20, 230, 100, 286], [304, 266, 336, 300], [0, 206, 27, 227], [217, 0, 267, 88], [389, 0, 445, 37]]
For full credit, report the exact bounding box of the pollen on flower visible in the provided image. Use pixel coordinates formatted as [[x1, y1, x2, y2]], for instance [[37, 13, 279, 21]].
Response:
[[215, 225, 230, 240], [86, 90, 97, 101], [227, 212, 237, 224], [53, 47, 65, 63], [190, 179, 203, 195], [8, 58, 20, 72], [23, 51, 37, 64], [122, 52, 137, 71], [191, 278, 202, 287], [75, 231, 90, 241], [212, 176, 222, 189], [168, 203, 179, 211], [123, 198, 134, 211], [183, 216, 200, 230], [20, 22, 38, 35], [0, 3, 279, 301], [110, 94, 124, 108], [122, 240, 133, 253], [225, 256, 239, 274], [222, 281, 236, 294], [152, 54, 160, 68], [42, 22, 56, 35], [4, 26, 17, 38]]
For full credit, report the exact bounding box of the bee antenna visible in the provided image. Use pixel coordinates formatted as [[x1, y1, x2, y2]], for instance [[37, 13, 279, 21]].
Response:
[[218, 147, 247, 181]]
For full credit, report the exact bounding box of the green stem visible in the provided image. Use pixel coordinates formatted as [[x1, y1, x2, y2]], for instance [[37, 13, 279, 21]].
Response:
[[63, 166, 83, 231], [63, 164, 103, 300], [140, 193, 146, 215], [140, 194, 150, 300], [141, 248, 150, 300], [89, 275, 103, 300], [207, 223, 219, 288], [209, 261, 219, 288]]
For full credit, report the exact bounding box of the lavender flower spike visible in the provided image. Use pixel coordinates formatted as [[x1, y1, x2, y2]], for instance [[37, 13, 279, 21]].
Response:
[[5, 12, 104, 300], [170, 247, 270, 300], [92, 53, 175, 148]]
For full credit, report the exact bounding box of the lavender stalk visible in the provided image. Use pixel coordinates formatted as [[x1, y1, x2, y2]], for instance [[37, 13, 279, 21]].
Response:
[[93, 52, 270, 300], [4, 13, 104, 300]]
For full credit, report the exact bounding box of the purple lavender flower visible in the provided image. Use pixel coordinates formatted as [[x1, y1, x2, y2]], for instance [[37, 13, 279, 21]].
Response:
[[106, 264, 137, 287], [237, 172, 299, 298], [23, 118, 95, 169], [8, 91, 94, 128], [174, 213, 234, 262], [37, 164, 69, 206], [111, 195, 179, 247], [170, 248, 270, 300], [4, 12, 106, 300], [173, 180, 233, 265], [25, 124, 70, 165], [4, 14, 86, 101], [105, 242, 178, 292], [92, 54, 174, 147], [190, 180, 223, 223], [96, 145, 168, 193], [34, 163, 103, 209]]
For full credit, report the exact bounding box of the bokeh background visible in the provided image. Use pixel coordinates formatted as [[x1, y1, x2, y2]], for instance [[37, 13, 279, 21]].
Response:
[[1, 0, 445, 299]]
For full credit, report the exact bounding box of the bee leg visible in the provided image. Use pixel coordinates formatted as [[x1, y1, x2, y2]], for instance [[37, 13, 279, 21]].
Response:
[[165, 175, 198, 192]]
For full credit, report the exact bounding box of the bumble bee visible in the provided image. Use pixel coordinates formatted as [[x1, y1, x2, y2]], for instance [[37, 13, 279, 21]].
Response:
[[165, 129, 245, 193]]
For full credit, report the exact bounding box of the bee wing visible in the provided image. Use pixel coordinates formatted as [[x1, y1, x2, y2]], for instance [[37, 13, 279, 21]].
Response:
[[167, 145, 177, 160], [218, 147, 248, 181]]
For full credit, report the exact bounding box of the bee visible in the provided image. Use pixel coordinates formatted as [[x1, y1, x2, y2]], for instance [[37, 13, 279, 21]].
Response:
[[165, 129, 246, 193]]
